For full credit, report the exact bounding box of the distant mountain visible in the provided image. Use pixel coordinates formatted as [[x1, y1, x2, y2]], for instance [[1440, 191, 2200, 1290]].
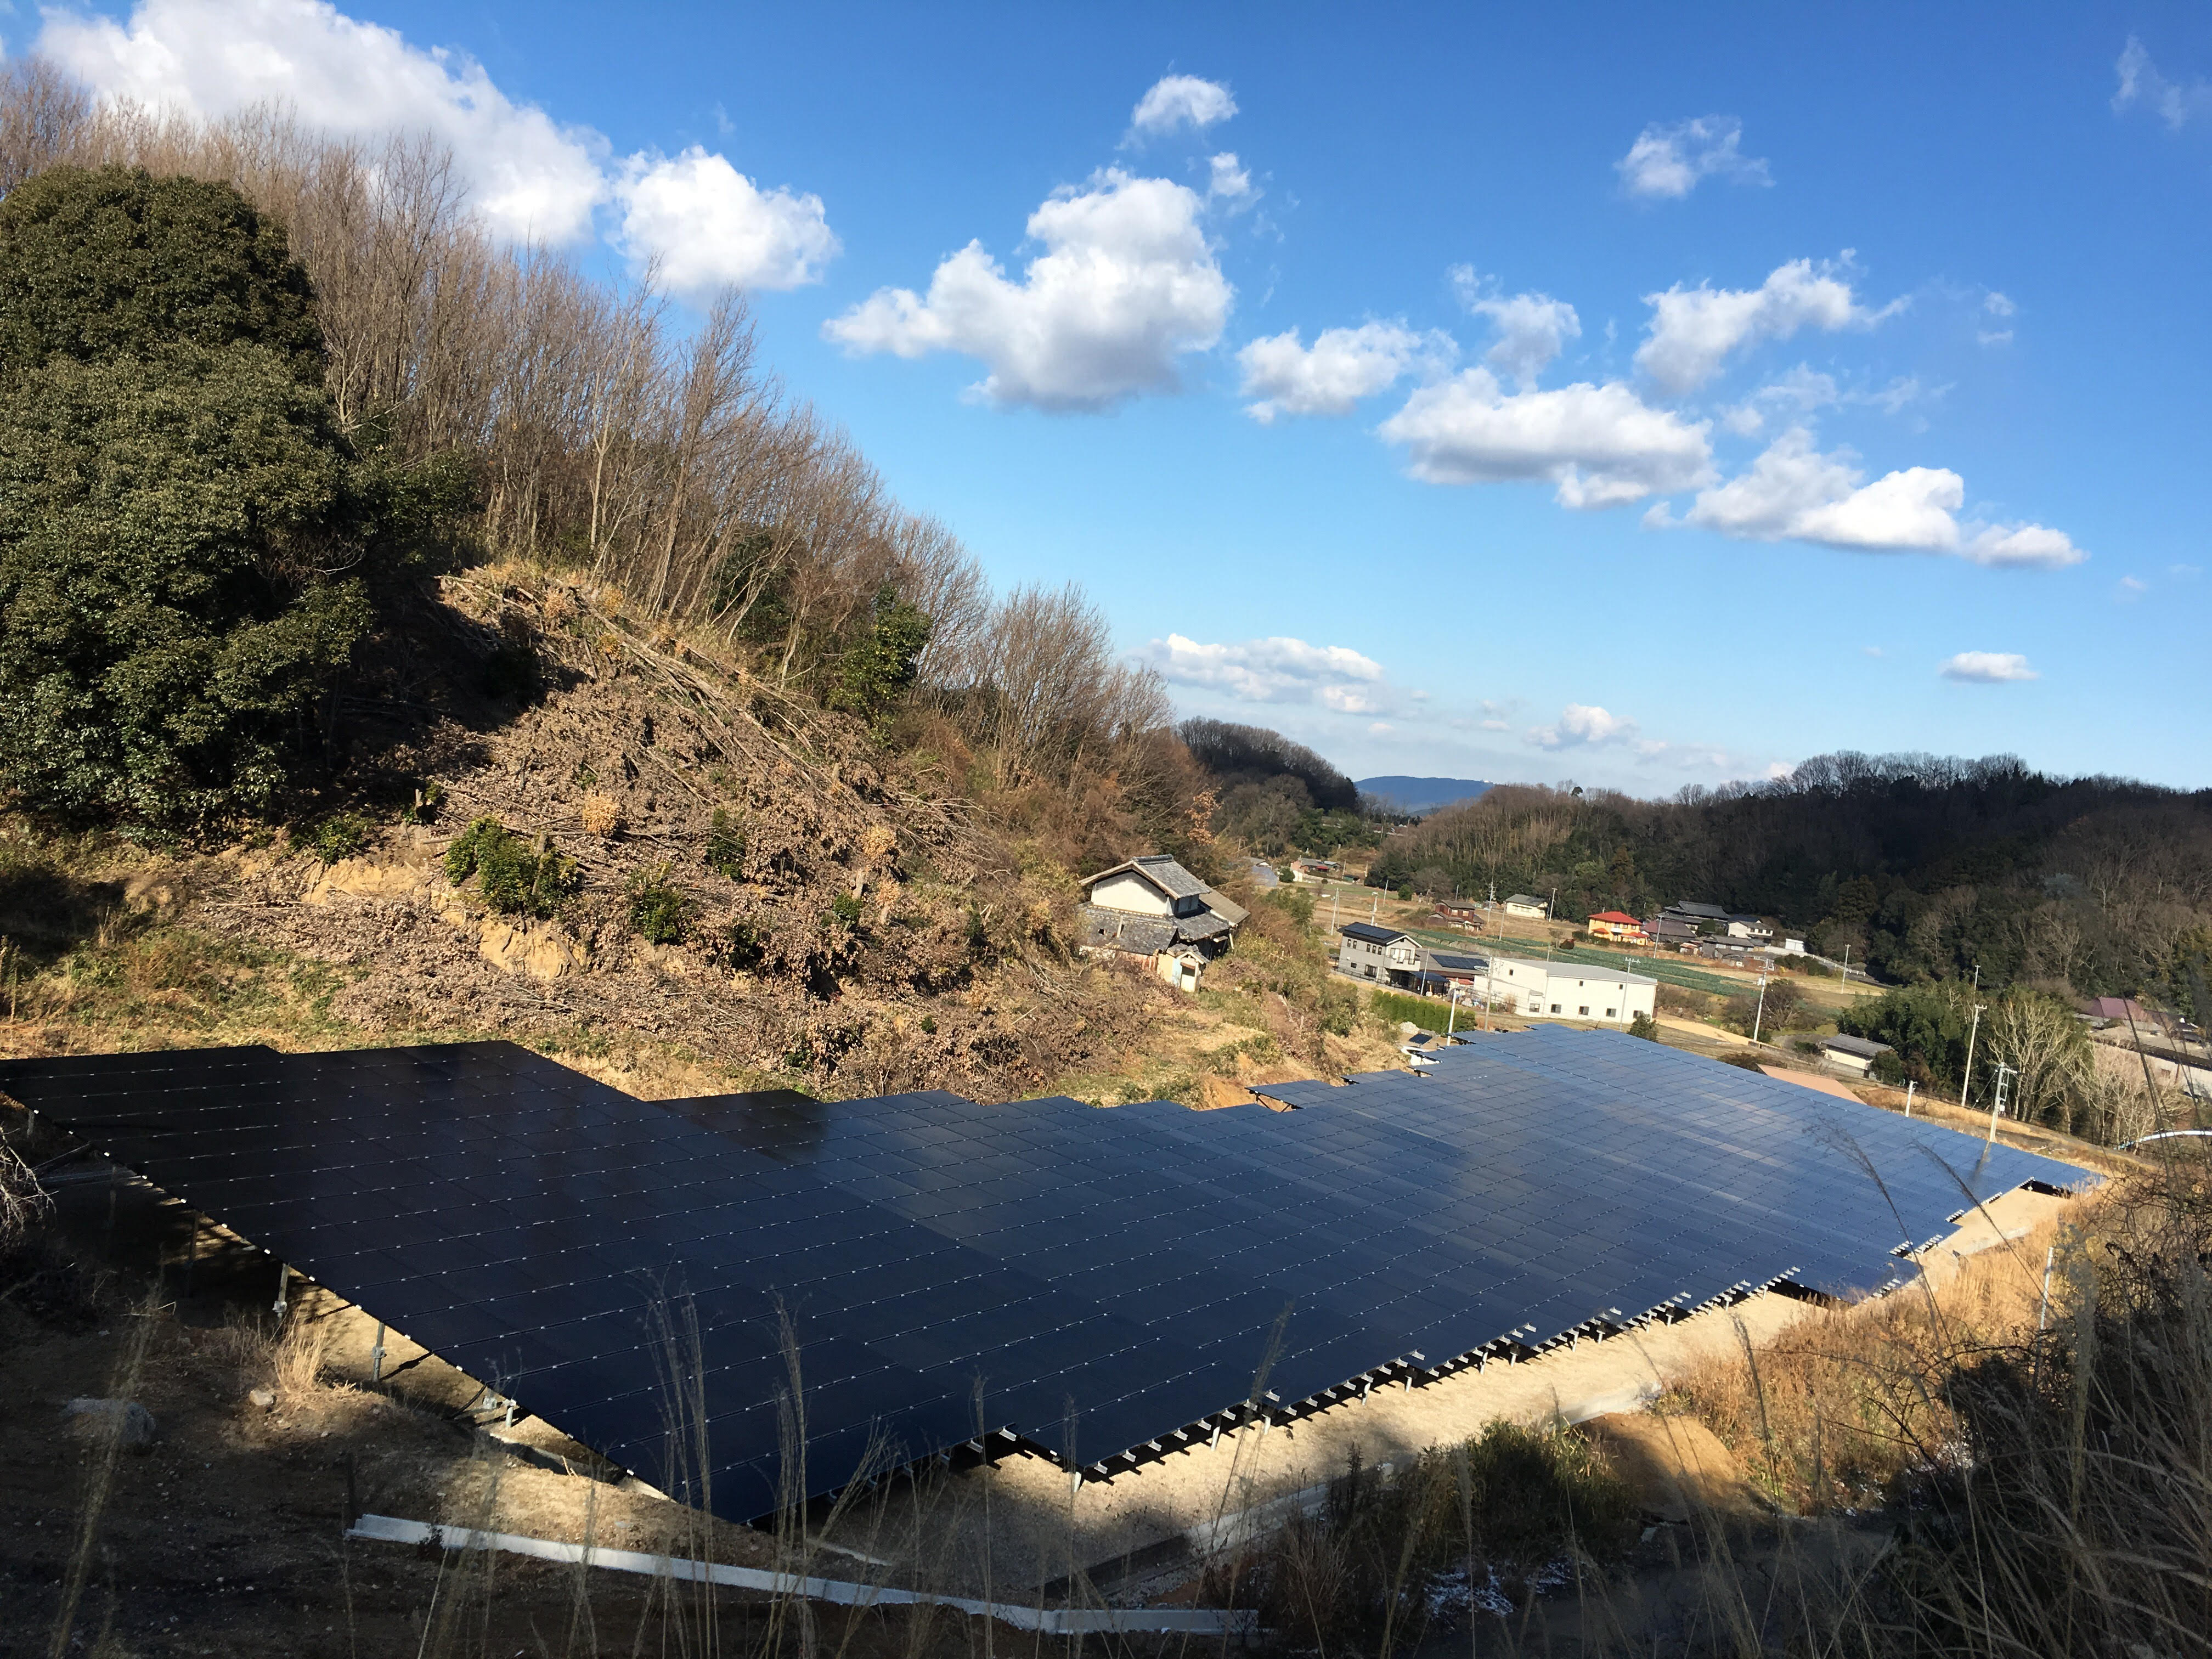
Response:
[[1358, 776, 1494, 815]]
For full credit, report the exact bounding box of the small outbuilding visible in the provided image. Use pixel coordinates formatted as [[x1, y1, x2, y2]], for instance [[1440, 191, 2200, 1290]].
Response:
[[1815, 1034, 1893, 1077]]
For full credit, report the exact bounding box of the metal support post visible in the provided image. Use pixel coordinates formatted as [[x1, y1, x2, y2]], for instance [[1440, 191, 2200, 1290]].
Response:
[[371, 1322, 387, 1384], [271, 1261, 289, 1318]]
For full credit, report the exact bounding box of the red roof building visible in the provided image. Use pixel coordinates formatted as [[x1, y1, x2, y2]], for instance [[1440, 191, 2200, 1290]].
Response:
[[1587, 910, 1649, 942]]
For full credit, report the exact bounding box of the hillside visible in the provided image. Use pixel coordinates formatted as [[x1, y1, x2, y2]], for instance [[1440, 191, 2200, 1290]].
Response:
[[1356, 775, 1494, 814], [1367, 759, 2212, 1011], [0, 565, 1406, 1103]]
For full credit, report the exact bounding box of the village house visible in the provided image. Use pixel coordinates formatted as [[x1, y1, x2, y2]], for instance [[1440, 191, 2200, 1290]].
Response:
[[1077, 855, 1246, 991], [1502, 893, 1548, 919], [1585, 910, 1647, 943], [1336, 921, 1425, 984], [1432, 895, 1486, 929]]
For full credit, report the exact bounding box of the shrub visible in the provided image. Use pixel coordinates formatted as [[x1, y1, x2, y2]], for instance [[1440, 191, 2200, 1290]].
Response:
[[1370, 988, 1459, 1030], [1262, 884, 1314, 927], [1396, 884, 1413, 901], [722, 919, 767, 970], [704, 808, 746, 878], [1319, 981, 1358, 1036], [627, 864, 689, 944], [1628, 1010, 1660, 1041], [828, 892, 863, 930], [307, 813, 369, 864], [579, 792, 622, 837], [400, 781, 443, 825], [443, 817, 579, 918]]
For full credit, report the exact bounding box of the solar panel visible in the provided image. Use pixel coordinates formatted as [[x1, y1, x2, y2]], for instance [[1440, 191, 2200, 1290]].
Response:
[[0, 1029, 2089, 1522]]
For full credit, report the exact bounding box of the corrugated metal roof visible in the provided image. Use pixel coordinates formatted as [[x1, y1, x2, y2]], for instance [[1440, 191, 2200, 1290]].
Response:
[[1820, 1034, 1892, 1059], [1198, 887, 1250, 927]]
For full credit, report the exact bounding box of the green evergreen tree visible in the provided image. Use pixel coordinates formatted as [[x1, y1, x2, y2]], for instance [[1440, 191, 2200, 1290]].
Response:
[[0, 167, 373, 828], [827, 583, 931, 727]]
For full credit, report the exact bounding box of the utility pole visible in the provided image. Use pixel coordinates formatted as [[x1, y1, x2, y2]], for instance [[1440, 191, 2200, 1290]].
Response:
[[1904, 1080, 1915, 1118], [1962, 1000, 1988, 1109], [1750, 972, 1771, 1046], [1987, 1061, 2016, 1146], [1839, 944, 1851, 989]]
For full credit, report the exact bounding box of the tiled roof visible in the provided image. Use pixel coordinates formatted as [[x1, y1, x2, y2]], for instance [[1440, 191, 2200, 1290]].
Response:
[[1083, 854, 1208, 902], [1077, 907, 1178, 956]]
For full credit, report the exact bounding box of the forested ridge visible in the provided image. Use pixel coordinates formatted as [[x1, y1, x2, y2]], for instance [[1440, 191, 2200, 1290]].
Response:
[[1369, 753, 2212, 1009]]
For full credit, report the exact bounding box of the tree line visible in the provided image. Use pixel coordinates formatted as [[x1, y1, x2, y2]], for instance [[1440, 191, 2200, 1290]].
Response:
[[1366, 754, 2212, 1012]]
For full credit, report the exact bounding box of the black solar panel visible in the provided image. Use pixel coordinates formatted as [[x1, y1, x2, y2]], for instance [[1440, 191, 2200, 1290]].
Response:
[[0, 1030, 2089, 1521]]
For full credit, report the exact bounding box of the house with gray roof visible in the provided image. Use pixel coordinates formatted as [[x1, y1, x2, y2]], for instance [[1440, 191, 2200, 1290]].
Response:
[[1078, 854, 1246, 991]]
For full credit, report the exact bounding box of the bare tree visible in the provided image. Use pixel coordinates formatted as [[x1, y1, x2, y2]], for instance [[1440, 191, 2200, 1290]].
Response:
[[0, 57, 91, 196]]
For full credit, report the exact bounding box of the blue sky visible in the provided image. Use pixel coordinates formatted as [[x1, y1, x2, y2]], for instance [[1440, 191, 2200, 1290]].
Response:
[[14, 2, 2210, 792]]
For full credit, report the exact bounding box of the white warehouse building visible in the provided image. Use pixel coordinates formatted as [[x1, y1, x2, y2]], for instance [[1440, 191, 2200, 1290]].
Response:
[[1476, 955, 1657, 1025]]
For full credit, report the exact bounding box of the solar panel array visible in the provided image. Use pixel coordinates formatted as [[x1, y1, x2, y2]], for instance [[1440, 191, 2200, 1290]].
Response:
[[0, 1030, 2086, 1521]]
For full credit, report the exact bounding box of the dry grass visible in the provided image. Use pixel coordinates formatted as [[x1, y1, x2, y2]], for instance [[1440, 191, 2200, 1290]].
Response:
[[1660, 1224, 2057, 1517]]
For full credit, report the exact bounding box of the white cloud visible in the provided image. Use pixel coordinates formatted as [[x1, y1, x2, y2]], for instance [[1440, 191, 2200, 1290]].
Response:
[[38, 0, 608, 243], [1861, 645, 1885, 657], [1530, 704, 1637, 749], [1142, 634, 1392, 713], [1207, 153, 1254, 204], [2117, 574, 2148, 601], [1616, 115, 1770, 199], [1238, 322, 1440, 422], [1720, 367, 1934, 435], [1979, 290, 2015, 347], [2115, 36, 2212, 131], [1378, 368, 1713, 507], [1672, 427, 2085, 566], [1129, 74, 1237, 138], [1940, 652, 2039, 684], [1451, 268, 1582, 388], [614, 148, 837, 294], [823, 168, 1231, 411], [1637, 257, 1892, 395]]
